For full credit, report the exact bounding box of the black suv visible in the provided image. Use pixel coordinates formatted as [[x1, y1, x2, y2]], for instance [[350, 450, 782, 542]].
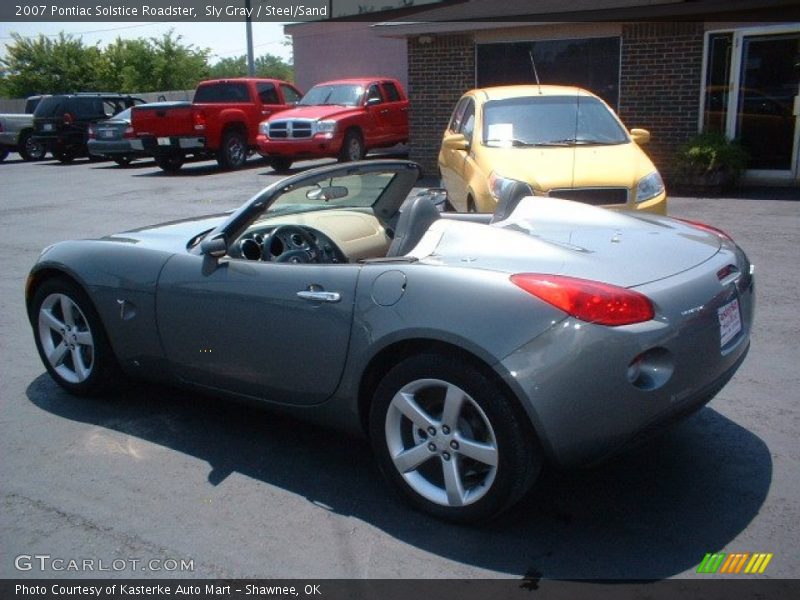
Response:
[[32, 93, 144, 163]]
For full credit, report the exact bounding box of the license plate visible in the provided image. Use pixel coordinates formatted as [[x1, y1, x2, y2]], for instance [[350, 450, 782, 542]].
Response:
[[43, 123, 53, 131], [102, 130, 114, 139], [718, 297, 742, 347], [157, 137, 171, 146]]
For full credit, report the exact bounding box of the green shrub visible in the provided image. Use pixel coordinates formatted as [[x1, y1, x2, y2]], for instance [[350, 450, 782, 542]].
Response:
[[677, 132, 749, 179]]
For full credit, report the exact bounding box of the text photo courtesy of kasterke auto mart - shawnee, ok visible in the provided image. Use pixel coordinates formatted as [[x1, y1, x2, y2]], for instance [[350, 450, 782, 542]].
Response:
[[1, 1, 799, 599]]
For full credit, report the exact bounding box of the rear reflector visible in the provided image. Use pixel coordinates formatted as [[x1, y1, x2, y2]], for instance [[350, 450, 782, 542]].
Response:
[[510, 274, 655, 326]]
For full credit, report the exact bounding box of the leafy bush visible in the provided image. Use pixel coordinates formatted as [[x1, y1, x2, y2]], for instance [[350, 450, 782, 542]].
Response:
[[677, 132, 749, 179]]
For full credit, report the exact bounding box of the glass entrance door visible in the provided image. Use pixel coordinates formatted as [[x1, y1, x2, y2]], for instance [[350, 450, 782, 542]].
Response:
[[735, 32, 800, 176]]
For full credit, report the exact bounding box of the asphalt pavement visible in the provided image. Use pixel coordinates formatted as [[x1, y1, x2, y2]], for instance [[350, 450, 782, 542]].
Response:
[[1, 153, 798, 580]]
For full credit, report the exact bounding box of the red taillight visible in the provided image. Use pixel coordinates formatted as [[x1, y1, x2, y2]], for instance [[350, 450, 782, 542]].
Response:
[[193, 110, 206, 131], [63, 112, 74, 125], [123, 126, 135, 139], [87, 125, 95, 139], [675, 218, 733, 241], [510, 274, 655, 326]]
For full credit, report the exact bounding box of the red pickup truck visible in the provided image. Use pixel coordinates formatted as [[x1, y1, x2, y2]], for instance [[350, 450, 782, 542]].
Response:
[[256, 77, 409, 172], [131, 78, 303, 172]]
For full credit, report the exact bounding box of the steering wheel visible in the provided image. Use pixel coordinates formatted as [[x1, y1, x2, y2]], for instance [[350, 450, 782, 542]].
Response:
[[263, 225, 321, 263]]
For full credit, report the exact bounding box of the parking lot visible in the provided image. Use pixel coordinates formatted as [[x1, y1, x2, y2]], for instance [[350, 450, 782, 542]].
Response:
[[1, 154, 799, 580]]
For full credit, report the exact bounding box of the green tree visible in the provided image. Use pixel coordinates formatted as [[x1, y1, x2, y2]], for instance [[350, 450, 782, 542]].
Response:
[[0, 30, 211, 97], [147, 31, 210, 91], [99, 38, 157, 93], [209, 53, 293, 81], [1, 33, 105, 97]]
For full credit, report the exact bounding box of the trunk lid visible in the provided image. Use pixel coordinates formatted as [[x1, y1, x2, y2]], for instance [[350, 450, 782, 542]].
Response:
[[425, 198, 721, 288]]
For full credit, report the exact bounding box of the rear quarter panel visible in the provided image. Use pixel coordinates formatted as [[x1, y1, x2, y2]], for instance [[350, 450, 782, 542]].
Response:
[[329, 262, 567, 427]]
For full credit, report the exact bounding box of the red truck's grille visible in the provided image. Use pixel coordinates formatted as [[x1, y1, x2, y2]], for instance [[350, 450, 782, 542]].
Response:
[[268, 120, 313, 139]]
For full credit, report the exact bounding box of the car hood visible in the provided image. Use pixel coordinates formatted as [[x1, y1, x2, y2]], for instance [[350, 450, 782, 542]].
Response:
[[483, 142, 655, 191], [102, 214, 231, 252], [269, 105, 361, 121], [414, 197, 721, 288]]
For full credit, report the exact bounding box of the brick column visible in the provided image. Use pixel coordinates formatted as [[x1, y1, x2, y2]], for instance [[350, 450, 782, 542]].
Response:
[[407, 34, 475, 178], [619, 22, 705, 184]]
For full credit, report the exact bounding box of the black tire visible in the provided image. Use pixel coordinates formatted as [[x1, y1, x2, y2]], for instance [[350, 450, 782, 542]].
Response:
[[338, 129, 364, 163], [19, 131, 46, 161], [155, 154, 184, 173], [0, 148, 8, 162], [271, 157, 293, 173], [217, 129, 248, 170], [113, 156, 132, 167], [54, 148, 75, 164], [467, 196, 477, 213], [369, 353, 542, 523], [30, 277, 121, 397]]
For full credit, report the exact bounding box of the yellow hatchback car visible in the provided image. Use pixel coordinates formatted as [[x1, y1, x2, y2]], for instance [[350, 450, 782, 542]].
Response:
[[438, 85, 666, 214]]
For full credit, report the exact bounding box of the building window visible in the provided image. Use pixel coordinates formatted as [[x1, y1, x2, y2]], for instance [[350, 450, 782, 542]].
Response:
[[702, 33, 733, 134], [476, 37, 621, 108]]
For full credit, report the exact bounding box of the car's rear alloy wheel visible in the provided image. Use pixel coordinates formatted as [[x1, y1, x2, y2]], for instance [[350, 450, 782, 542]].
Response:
[[370, 353, 541, 522], [20, 131, 46, 161], [218, 130, 247, 169], [32, 278, 119, 396]]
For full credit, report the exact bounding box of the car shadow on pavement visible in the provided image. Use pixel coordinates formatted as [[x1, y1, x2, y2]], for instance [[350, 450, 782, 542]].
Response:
[[26, 375, 771, 580], [130, 157, 273, 177]]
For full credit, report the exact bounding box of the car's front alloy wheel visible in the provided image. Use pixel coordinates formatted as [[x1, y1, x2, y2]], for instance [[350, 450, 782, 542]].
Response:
[[31, 278, 119, 396], [370, 353, 541, 522]]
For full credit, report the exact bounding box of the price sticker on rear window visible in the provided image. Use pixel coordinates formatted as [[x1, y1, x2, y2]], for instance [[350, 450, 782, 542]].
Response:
[[718, 297, 742, 347]]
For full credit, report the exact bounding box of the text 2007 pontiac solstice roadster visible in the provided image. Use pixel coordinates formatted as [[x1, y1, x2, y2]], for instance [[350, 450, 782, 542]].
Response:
[[26, 160, 753, 522]]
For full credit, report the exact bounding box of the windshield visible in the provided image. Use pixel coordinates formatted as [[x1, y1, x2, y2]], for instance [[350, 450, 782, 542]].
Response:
[[482, 95, 629, 147], [253, 172, 396, 223], [298, 83, 364, 107]]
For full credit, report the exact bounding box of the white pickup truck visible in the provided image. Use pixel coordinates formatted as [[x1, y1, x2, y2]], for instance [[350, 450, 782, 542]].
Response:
[[0, 95, 47, 162]]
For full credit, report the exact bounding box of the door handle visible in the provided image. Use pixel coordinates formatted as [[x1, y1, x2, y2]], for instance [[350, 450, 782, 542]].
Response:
[[380, 109, 389, 115], [297, 290, 341, 303]]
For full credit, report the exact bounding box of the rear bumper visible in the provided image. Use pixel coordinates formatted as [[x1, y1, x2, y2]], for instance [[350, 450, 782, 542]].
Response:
[[498, 246, 755, 468], [256, 133, 343, 159], [132, 135, 207, 156], [88, 140, 144, 158], [32, 133, 84, 152]]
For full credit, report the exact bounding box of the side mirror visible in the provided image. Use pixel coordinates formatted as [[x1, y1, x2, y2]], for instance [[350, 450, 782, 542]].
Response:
[[443, 133, 469, 151], [630, 128, 651, 145], [366, 96, 382, 106], [200, 235, 227, 258]]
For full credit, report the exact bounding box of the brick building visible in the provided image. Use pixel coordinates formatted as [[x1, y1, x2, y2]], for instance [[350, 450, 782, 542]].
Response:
[[288, 1, 800, 186]]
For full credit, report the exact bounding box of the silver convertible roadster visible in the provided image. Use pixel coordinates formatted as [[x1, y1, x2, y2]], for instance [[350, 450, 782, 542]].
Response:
[[26, 160, 754, 522]]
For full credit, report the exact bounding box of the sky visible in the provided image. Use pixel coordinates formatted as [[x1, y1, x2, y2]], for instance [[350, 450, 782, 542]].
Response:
[[0, 21, 293, 63]]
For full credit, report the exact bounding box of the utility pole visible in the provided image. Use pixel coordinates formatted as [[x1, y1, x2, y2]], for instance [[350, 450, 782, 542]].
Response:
[[245, 0, 255, 76]]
